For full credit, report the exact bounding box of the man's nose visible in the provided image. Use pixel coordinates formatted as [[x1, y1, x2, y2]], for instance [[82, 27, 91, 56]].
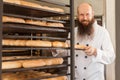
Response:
[[83, 15, 87, 20]]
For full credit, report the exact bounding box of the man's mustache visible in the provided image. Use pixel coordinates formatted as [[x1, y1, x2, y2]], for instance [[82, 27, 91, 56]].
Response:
[[81, 20, 89, 22]]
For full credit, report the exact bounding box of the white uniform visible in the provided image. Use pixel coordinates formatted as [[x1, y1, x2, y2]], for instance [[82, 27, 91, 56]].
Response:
[[53, 21, 115, 80]]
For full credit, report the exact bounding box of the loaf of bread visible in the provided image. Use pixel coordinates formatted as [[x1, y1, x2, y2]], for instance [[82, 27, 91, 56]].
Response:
[[51, 58, 64, 65], [2, 61, 22, 69], [2, 39, 16, 46], [22, 59, 46, 68], [13, 40, 27, 46], [2, 16, 25, 23], [26, 40, 52, 47], [2, 71, 58, 80], [42, 76, 67, 80], [44, 58, 64, 66], [2, 73, 18, 80], [2, 56, 34, 60], [3, 0, 64, 13], [57, 76, 67, 80], [43, 59, 53, 65], [25, 19, 64, 27], [52, 8, 64, 13], [3, 0, 21, 4], [52, 41, 68, 48], [2, 56, 17, 60], [75, 44, 86, 49], [3, 39, 52, 47], [40, 6, 64, 13], [46, 22, 64, 27], [20, 0, 42, 8], [2, 39, 27, 46], [20, 1, 64, 13], [25, 20, 47, 26]]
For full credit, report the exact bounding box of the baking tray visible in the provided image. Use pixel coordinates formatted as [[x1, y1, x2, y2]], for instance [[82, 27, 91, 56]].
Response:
[[3, 35, 68, 41], [2, 56, 68, 62], [3, 22, 69, 34], [2, 50, 33, 56], [3, 13, 66, 23], [2, 46, 69, 50], [3, 2, 69, 18], [2, 64, 68, 73], [3, 46, 83, 51]]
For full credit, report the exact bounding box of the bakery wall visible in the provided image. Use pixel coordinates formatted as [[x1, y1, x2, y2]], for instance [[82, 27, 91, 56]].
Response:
[[105, 0, 115, 80]]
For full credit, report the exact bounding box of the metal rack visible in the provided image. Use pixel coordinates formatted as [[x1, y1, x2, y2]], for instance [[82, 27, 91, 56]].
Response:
[[1, 0, 75, 80], [0, 0, 3, 79]]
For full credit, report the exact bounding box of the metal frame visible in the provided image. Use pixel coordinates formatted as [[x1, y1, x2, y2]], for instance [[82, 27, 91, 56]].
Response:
[[0, 0, 3, 80], [70, 0, 75, 80]]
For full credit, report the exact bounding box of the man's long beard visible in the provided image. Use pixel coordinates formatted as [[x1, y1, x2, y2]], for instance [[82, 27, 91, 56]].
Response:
[[77, 18, 95, 37]]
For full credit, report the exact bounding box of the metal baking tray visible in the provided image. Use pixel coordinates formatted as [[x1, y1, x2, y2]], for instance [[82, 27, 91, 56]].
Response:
[[2, 56, 68, 62], [2, 46, 69, 50], [3, 2, 69, 18], [3, 46, 83, 51], [3, 13, 67, 23], [3, 34, 68, 41], [2, 50, 31, 56], [3, 22, 69, 34], [2, 64, 68, 73]]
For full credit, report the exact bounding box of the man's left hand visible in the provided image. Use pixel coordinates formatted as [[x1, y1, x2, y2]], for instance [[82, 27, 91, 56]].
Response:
[[84, 46, 97, 56]]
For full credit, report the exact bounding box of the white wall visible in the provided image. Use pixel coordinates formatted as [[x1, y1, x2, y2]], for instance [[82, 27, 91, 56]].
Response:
[[74, 0, 104, 16], [105, 0, 116, 80]]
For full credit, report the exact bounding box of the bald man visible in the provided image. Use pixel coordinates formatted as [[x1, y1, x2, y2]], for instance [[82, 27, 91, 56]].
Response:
[[52, 3, 115, 80]]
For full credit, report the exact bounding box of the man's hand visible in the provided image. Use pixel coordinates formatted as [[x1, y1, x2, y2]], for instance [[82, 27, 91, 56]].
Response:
[[84, 46, 97, 56]]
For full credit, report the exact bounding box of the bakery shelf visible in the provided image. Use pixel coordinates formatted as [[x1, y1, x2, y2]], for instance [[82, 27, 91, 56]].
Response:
[[3, 2, 69, 18], [2, 50, 32, 57], [2, 56, 68, 62], [4, 13, 66, 23], [3, 22, 69, 34], [1, 0, 75, 80], [2, 46, 69, 50], [2, 64, 68, 73], [3, 46, 83, 51], [3, 35, 68, 41]]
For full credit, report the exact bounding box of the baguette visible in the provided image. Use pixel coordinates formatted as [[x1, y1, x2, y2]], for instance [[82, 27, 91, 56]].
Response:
[[2, 61, 22, 69], [3, 0, 21, 4], [2, 16, 25, 23]]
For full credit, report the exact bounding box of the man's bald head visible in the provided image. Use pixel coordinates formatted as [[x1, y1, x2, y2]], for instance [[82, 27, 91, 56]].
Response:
[[77, 2, 94, 26], [77, 3, 93, 13]]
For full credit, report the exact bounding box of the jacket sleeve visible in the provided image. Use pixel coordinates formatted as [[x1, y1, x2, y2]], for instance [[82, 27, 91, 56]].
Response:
[[92, 29, 115, 64]]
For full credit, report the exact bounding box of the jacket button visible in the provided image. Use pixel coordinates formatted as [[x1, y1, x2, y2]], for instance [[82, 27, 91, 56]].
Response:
[[76, 54, 78, 57], [75, 66, 77, 68], [86, 44, 89, 46], [84, 67, 87, 70], [85, 56, 87, 58], [83, 78, 86, 80]]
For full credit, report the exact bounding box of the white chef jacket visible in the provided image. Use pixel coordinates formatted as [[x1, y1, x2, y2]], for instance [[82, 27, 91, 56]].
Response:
[[53, 21, 115, 80]]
